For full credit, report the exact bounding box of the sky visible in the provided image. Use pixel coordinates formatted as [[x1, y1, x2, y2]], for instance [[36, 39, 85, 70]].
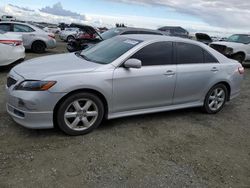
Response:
[[0, 0, 249, 36]]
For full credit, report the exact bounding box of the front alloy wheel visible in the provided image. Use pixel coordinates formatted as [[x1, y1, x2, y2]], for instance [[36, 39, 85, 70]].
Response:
[[57, 92, 104, 135], [64, 99, 98, 131], [203, 84, 228, 114]]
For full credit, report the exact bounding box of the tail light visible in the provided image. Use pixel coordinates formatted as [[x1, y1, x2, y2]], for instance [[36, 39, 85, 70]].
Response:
[[0, 40, 22, 46], [238, 67, 244, 74], [48, 34, 55, 39]]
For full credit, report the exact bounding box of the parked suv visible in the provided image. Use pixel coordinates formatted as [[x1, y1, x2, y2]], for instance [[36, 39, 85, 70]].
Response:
[[0, 22, 56, 53], [158, 26, 189, 38], [1, 15, 16, 21], [210, 34, 250, 63]]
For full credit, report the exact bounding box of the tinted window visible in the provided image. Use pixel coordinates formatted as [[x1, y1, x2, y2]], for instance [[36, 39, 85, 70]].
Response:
[[177, 43, 203, 64], [0, 23, 11, 32], [13, 24, 34, 32], [131, 42, 173, 66], [204, 50, 218, 63]]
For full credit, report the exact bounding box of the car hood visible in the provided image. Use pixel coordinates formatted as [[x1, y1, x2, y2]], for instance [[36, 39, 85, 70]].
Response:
[[211, 41, 245, 48], [13, 53, 101, 80]]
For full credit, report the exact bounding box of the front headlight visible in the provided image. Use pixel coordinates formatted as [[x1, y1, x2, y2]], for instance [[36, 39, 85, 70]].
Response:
[[225, 47, 233, 55], [15, 80, 56, 91]]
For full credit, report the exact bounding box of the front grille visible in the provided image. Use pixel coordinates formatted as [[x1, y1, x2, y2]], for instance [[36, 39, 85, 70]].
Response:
[[7, 77, 17, 88], [210, 44, 227, 54]]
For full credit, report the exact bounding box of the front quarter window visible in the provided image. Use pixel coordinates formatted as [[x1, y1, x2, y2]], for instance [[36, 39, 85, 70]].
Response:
[[80, 37, 141, 64]]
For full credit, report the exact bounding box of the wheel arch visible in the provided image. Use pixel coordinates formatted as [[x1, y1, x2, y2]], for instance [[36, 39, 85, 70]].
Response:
[[209, 81, 231, 101], [67, 35, 75, 40], [31, 40, 47, 48], [53, 88, 109, 127], [232, 51, 246, 60]]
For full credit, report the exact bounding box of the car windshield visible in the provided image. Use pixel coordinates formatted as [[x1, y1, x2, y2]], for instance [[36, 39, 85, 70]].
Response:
[[227, 34, 250, 44], [100, 28, 123, 40], [80, 37, 141, 64]]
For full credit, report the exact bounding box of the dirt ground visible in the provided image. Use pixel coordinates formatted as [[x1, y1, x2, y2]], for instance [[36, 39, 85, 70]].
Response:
[[0, 38, 250, 188]]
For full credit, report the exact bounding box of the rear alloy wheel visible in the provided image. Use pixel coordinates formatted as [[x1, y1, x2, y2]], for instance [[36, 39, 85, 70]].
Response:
[[232, 53, 244, 64], [57, 92, 104, 135], [203, 84, 228, 114], [32, 41, 46, 53]]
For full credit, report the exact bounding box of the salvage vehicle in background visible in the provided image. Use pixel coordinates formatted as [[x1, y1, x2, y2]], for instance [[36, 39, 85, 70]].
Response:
[[1, 15, 16, 21], [67, 26, 165, 52], [194, 33, 213, 45], [43, 25, 61, 34], [0, 21, 56, 53], [59, 27, 79, 42], [6, 35, 244, 135], [0, 30, 25, 66], [210, 34, 250, 63], [66, 23, 101, 52], [158, 26, 189, 38]]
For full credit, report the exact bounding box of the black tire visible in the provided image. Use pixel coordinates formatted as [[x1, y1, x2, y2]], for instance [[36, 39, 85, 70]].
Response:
[[232, 53, 244, 64], [67, 35, 75, 42], [56, 92, 104, 136], [31, 41, 46, 53], [203, 84, 228, 114]]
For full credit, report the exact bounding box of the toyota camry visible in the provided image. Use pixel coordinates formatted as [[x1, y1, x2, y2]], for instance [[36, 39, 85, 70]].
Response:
[[6, 35, 244, 135]]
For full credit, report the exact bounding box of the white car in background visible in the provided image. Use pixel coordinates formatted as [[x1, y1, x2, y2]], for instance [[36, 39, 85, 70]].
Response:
[[59, 27, 79, 42], [43, 26, 61, 34], [210, 34, 250, 63], [1, 15, 16, 21], [0, 22, 56, 53], [0, 30, 25, 66]]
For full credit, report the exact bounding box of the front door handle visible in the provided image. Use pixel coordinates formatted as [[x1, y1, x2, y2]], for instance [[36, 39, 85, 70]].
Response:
[[211, 67, 219, 72], [164, 70, 175, 76]]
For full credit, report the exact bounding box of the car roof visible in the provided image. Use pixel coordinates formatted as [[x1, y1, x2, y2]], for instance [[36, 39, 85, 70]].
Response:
[[110, 27, 164, 34], [0, 21, 31, 26], [122, 34, 199, 44]]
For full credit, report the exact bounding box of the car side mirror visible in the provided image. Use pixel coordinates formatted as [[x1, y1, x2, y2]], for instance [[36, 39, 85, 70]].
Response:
[[124, 58, 142, 69]]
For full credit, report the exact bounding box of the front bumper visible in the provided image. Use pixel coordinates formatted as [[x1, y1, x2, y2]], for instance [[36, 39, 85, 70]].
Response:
[[6, 103, 54, 129], [5, 72, 66, 129]]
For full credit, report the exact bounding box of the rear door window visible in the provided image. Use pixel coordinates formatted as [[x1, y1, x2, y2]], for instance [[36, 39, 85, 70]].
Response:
[[0, 23, 11, 32], [13, 24, 34, 32], [204, 50, 218, 63], [176, 43, 204, 64], [176, 42, 218, 64]]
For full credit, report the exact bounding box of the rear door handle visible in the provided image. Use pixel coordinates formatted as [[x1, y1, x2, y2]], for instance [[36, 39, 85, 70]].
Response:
[[211, 67, 219, 72], [164, 70, 175, 76]]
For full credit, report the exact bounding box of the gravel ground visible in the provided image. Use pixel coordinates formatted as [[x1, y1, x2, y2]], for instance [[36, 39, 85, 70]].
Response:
[[0, 38, 250, 188]]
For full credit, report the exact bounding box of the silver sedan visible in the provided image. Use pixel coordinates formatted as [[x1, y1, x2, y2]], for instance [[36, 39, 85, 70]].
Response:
[[6, 35, 244, 135]]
